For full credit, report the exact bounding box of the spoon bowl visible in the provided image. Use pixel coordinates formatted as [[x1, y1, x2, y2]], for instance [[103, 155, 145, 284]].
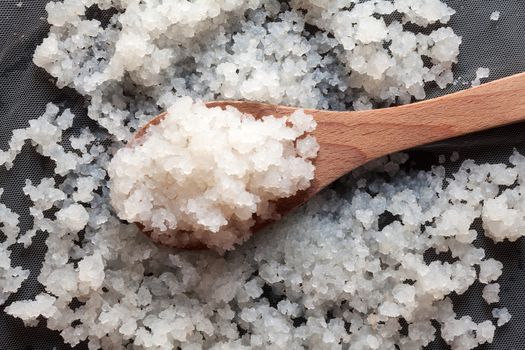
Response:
[[132, 72, 525, 248]]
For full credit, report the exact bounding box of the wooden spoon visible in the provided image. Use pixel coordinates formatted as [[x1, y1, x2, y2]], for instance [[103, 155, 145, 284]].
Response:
[[133, 72, 525, 248]]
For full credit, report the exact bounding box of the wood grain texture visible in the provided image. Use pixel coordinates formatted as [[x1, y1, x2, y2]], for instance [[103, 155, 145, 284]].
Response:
[[133, 72, 525, 247]]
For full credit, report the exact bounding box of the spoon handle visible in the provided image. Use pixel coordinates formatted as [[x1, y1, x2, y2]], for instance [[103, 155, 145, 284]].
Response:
[[324, 71, 525, 162]]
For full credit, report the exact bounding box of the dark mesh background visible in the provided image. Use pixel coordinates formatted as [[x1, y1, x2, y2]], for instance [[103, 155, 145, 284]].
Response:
[[0, 0, 524, 349]]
